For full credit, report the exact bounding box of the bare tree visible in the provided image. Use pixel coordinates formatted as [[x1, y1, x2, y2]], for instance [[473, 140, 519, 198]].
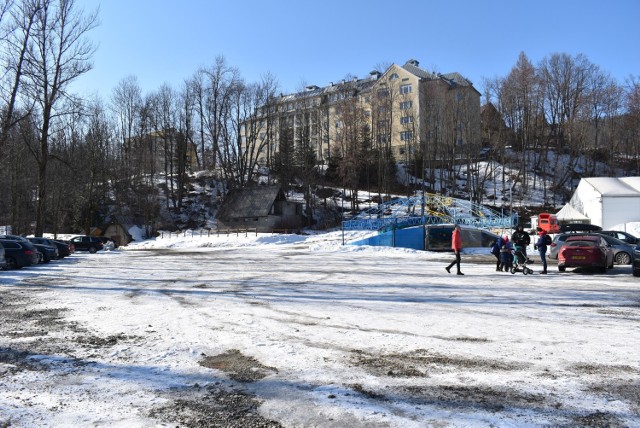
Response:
[[0, 0, 40, 152], [623, 75, 640, 175], [111, 75, 142, 173], [22, 0, 97, 236], [202, 56, 241, 174], [539, 53, 592, 203]]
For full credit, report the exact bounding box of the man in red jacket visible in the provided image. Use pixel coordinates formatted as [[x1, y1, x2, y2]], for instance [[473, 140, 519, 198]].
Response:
[[445, 224, 464, 275]]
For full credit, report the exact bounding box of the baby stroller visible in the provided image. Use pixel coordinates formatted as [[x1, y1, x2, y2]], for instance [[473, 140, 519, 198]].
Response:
[[511, 245, 534, 275]]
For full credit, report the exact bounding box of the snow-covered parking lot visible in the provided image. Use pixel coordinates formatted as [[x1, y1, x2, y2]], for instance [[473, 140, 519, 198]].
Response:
[[1, 231, 639, 427]]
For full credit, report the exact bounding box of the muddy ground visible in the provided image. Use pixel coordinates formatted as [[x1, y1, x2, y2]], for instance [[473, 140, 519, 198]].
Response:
[[0, 286, 284, 427], [2, 282, 638, 427]]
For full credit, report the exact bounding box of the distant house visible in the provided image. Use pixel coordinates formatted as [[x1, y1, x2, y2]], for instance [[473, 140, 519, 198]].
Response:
[[216, 185, 305, 232], [101, 216, 137, 246]]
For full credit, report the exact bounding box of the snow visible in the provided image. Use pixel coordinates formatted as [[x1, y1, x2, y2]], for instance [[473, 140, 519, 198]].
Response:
[[1, 229, 639, 426]]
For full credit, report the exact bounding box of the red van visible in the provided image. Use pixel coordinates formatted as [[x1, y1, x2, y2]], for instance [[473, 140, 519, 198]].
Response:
[[538, 213, 560, 234]]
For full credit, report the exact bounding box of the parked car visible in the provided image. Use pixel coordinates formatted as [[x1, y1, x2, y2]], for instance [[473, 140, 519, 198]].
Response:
[[558, 235, 614, 273], [29, 237, 70, 258], [58, 239, 75, 254], [28, 239, 59, 263], [549, 232, 637, 264], [598, 230, 639, 245], [69, 236, 104, 253], [633, 256, 640, 277], [0, 239, 40, 269], [0, 234, 31, 242], [0, 241, 7, 269]]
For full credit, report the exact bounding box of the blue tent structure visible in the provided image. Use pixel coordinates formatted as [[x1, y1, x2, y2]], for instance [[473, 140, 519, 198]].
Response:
[[343, 195, 517, 231], [342, 194, 513, 251], [349, 224, 500, 252]]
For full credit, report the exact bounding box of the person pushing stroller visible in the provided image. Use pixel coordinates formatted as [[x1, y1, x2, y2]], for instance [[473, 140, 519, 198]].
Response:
[[511, 244, 534, 274], [510, 225, 534, 275]]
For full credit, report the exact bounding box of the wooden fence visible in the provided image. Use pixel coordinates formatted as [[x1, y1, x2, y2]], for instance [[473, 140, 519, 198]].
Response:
[[157, 228, 301, 239]]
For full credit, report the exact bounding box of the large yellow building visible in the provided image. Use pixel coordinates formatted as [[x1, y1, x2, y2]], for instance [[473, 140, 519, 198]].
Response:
[[244, 59, 481, 168]]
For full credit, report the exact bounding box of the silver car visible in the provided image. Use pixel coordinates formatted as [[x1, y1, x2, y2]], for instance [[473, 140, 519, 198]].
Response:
[[549, 232, 638, 265]]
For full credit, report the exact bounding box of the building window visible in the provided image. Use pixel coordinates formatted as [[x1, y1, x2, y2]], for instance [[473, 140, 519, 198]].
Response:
[[400, 101, 413, 110], [400, 84, 412, 94], [390, 73, 399, 80], [400, 116, 413, 124], [400, 131, 413, 141]]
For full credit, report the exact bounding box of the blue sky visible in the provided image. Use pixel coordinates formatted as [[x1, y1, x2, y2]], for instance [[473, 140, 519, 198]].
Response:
[[74, 0, 639, 101]]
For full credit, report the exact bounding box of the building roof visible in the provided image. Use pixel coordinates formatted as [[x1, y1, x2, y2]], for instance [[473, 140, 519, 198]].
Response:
[[582, 177, 640, 197], [400, 60, 476, 92], [217, 185, 286, 219], [556, 203, 590, 221], [275, 58, 477, 103], [401, 60, 438, 80]]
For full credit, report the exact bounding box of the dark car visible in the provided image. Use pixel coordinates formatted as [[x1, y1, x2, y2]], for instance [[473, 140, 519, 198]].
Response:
[[69, 236, 104, 253], [549, 232, 637, 264], [0, 241, 6, 269], [0, 239, 40, 269], [59, 239, 75, 254], [28, 239, 59, 263], [29, 237, 70, 258], [558, 234, 614, 273], [0, 234, 31, 242], [599, 230, 639, 245]]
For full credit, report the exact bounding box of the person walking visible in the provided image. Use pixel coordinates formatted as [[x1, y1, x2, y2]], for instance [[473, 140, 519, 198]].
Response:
[[445, 224, 464, 275], [499, 238, 513, 272], [491, 235, 506, 271], [535, 227, 551, 274]]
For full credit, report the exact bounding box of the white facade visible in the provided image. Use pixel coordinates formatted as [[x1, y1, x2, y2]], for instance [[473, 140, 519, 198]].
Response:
[[568, 177, 640, 229]]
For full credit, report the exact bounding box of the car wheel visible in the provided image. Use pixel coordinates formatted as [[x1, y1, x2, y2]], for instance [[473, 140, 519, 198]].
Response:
[[6, 256, 20, 270], [88, 246, 97, 254], [558, 266, 566, 272], [615, 252, 631, 265], [634, 268, 640, 277]]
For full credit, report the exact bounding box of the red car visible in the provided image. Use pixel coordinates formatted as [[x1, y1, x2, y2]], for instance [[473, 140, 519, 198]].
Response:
[[558, 235, 614, 273]]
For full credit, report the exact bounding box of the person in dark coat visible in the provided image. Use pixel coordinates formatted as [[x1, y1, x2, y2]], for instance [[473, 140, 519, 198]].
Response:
[[491, 235, 502, 271], [511, 224, 531, 261], [445, 225, 464, 275], [534, 227, 550, 274], [499, 239, 513, 272], [492, 235, 509, 271]]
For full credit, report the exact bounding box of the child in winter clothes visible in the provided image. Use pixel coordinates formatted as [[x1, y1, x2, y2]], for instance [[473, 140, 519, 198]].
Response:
[[499, 240, 513, 272]]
